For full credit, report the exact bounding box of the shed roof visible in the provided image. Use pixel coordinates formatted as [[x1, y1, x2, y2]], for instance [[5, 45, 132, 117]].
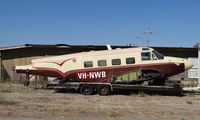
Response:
[[0, 44, 129, 51], [0, 44, 196, 49], [0, 44, 197, 55]]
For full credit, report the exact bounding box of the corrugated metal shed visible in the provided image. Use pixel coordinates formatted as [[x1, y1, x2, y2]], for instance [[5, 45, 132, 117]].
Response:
[[0, 44, 198, 81]]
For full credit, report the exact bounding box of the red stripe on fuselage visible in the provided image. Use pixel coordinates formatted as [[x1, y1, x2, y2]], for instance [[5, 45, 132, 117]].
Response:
[[37, 58, 76, 67]]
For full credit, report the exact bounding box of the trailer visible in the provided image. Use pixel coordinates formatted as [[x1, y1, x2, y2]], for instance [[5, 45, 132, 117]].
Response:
[[47, 80, 182, 95]]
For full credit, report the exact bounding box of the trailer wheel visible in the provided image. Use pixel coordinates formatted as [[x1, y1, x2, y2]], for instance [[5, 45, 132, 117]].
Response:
[[80, 85, 93, 95], [98, 85, 111, 96]]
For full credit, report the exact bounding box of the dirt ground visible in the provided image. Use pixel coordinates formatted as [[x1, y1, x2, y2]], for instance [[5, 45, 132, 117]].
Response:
[[0, 82, 200, 120]]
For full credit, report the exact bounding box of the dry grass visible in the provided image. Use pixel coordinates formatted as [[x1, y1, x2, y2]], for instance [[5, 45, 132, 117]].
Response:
[[0, 82, 200, 120], [0, 81, 29, 93], [131, 91, 148, 97], [0, 93, 17, 105]]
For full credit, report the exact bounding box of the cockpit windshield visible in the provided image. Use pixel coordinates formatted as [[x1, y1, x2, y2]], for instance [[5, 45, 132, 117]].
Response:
[[152, 50, 164, 59]]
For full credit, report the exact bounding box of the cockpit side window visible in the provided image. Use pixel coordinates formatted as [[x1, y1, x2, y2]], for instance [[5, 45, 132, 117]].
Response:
[[152, 50, 164, 59], [152, 53, 157, 60], [141, 52, 151, 61]]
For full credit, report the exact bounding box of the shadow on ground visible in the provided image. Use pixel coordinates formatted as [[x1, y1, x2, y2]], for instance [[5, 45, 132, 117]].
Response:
[[52, 88, 184, 96]]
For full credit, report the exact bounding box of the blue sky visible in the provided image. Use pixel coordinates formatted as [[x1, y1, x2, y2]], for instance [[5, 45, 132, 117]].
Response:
[[0, 0, 200, 47]]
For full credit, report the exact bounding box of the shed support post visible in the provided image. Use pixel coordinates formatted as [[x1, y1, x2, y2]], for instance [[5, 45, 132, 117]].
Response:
[[0, 51, 1, 80], [24, 73, 30, 86], [198, 45, 200, 87]]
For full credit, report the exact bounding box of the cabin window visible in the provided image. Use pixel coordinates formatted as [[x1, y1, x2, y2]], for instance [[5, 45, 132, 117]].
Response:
[[98, 60, 107, 66], [141, 52, 151, 61], [112, 59, 121, 65], [84, 61, 93, 68], [126, 57, 135, 64]]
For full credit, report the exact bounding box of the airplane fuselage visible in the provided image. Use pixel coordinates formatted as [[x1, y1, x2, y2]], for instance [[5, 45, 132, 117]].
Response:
[[15, 47, 193, 83]]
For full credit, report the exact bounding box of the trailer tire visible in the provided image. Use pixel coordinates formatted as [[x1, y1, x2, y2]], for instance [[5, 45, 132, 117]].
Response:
[[80, 85, 93, 95], [98, 85, 111, 96]]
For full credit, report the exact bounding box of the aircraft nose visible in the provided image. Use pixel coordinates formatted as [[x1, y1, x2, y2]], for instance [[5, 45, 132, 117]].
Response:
[[184, 59, 193, 70]]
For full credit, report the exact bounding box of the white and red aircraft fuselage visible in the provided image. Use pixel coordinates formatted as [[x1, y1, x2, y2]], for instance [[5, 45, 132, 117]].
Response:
[[14, 47, 193, 84]]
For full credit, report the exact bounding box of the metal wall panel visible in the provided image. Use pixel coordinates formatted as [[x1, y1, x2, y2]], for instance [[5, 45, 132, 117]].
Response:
[[188, 57, 198, 78]]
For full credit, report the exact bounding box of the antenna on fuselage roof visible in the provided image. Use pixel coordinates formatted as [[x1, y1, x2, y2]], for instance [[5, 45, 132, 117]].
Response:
[[106, 44, 112, 50]]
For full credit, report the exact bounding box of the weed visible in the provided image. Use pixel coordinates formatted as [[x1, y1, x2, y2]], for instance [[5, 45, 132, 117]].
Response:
[[186, 100, 193, 105], [64, 96, 72, 100], [0, 82, 28, 93], [0, 80, 8, 83], [138, 92, 147, 97], [37, 104, 45, 108], [108, 112, 120, 118], [131, 91, 148, 97], [0, 93, 17, 105]]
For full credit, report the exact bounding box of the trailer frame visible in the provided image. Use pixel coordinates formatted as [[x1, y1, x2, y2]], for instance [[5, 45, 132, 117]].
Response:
[[47, 81, 182, 95]]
